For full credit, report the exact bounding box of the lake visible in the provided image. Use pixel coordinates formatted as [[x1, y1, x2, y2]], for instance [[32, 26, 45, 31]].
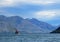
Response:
[[0, 34, 60, 42]]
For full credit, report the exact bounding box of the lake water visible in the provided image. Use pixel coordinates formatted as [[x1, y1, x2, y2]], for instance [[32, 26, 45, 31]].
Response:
[[0, 34, 60, 42]]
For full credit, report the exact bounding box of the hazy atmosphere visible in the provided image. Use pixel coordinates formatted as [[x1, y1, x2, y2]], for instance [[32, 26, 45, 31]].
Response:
[[0, 0, 60, 26], [0, 0, 60, 42]]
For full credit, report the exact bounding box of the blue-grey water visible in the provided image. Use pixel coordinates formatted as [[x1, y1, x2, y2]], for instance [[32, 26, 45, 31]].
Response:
[[0, 33, 60, 42]]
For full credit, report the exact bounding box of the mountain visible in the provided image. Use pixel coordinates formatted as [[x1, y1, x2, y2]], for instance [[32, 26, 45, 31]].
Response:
[[50, 26, 60, 33], [0, 15, 55, 33], [26, 18, 55, 33]]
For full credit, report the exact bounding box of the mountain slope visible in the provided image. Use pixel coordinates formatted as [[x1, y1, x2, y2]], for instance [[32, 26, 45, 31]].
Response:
[[0, 15, 55, 33], [51, 26, 60, 33], [17, 19, 45, 33], [26, 18, 55, 33]]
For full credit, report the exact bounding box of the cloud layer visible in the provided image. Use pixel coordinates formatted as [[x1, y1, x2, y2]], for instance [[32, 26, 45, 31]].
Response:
[[0, 0, 60, 6], [0, 0, 60, 26]]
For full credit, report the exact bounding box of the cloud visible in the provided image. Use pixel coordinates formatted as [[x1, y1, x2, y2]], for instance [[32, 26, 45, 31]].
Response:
[[35, 10, 60, 20], [0, 0, 14, 6], [19, 0, 55, 5], [0, 0, 59, 7]]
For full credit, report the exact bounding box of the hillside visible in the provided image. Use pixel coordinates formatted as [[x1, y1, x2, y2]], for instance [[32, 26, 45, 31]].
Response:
[[51, 27, 60, 33], [0, 15, 55, 33]]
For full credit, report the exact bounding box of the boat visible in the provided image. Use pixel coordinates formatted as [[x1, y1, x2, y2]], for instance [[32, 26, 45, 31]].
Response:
[[15, 30, 19, 34]]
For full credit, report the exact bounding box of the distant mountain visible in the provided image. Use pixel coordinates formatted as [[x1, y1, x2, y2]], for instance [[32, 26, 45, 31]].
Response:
[[26, 18, 55, 33], [50, 26, 60, 33], [0, 15, 55, 33]]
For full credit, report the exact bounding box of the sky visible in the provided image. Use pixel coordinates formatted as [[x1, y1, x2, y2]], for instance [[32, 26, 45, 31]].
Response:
[[0, 0, 60, 26]]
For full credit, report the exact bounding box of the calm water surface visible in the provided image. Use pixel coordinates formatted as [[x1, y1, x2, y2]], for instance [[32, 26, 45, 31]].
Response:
[[0, 34, 60, 42]]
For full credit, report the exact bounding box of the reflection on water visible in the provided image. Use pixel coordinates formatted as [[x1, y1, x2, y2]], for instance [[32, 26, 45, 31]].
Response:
[[0, 34, 60, 42]]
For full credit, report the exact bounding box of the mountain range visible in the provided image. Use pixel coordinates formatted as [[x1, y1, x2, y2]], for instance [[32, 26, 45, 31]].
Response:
[[0, 15, 56, 33]]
